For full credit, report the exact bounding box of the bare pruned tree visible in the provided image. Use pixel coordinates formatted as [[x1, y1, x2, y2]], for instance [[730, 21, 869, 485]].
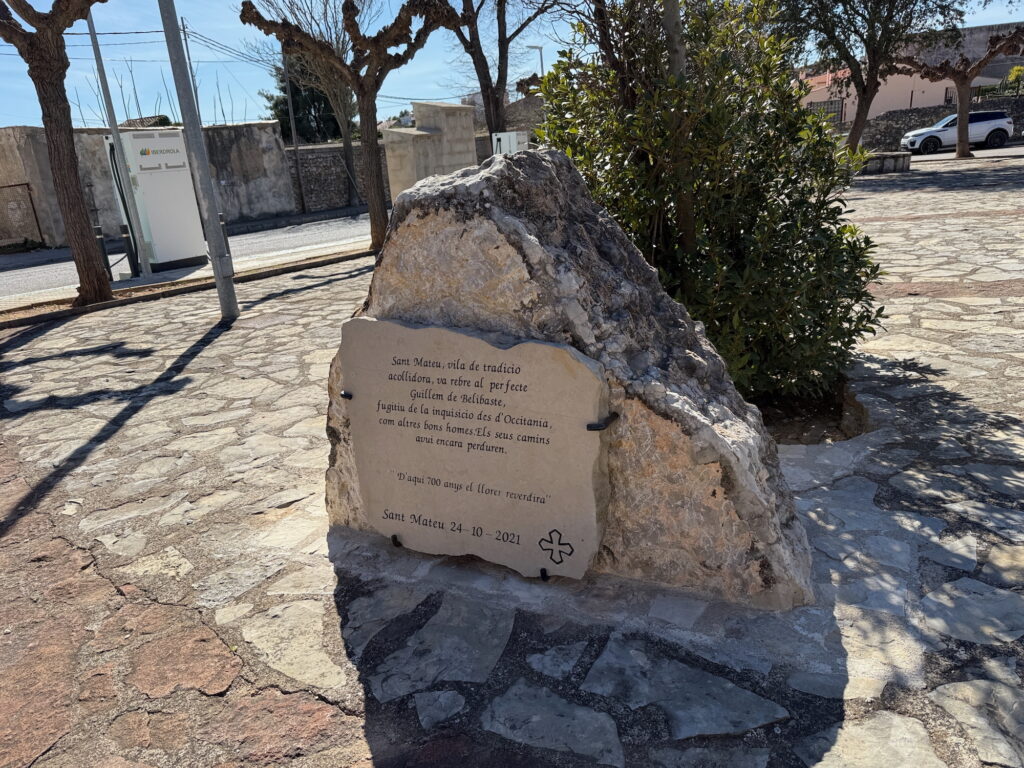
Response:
[[0, 0, 112, 304], [244, 0, 379, 207], [241, 0, 461, 249], [898, 26, 1024, 157], [450, 0, 556, 135], [798, 0, 964, 150]]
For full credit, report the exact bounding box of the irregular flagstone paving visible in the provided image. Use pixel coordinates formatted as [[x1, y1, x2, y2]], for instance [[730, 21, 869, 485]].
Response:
[[0, 155, 1022, 767], [848, 156, 1024, 285]]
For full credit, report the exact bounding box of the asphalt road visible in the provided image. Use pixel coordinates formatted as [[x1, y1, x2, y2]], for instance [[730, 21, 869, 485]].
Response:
[[0, 214, 372, 299], [4, 144, 1020, 300]]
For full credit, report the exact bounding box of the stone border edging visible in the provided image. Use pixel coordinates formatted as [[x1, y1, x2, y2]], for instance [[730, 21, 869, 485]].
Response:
[[872, 278, 1024, 299], [858, 152, 911, 175], [0, 247, 376, 330]]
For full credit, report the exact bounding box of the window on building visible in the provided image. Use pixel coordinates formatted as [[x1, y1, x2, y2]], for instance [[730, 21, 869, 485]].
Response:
[[807, 98, 844, 124]]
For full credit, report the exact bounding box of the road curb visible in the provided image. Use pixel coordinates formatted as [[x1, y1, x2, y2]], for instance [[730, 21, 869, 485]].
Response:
[[0, 247, 375, 330]]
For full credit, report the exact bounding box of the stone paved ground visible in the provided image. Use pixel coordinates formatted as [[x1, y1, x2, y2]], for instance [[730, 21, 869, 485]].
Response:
[[0, 156, 1022, 767]]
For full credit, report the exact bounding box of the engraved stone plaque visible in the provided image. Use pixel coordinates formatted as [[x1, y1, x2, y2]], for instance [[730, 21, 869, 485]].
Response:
[[338, 317, 609, 579]]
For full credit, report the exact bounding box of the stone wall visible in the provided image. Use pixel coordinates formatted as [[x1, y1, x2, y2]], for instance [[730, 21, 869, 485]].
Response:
[[505, 94, 544, 133], [74, 128, 123, 241], [861, 96, 1024, 151], [475, 136, 492, 164], [0, 126, 124, 246], [859, 151, 912, 175], [0, 126, 63, 246], [0, 121, 318, 247], [204, 122, 296, 223], [284, 141, 389, 212], [382, 102, 477, 202]]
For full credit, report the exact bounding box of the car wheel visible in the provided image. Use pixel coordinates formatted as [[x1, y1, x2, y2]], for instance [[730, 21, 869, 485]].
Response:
[[920, 137, 940, 154], [985, 130, 1008, 149]]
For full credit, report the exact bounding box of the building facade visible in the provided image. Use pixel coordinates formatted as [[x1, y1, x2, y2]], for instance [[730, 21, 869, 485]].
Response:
[[799, 22, 1023, 123]]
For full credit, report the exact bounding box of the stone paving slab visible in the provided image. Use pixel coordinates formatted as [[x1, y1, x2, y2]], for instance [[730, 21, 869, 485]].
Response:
[[0, 155, 1022, 767], [848, 156, 1024, 285]]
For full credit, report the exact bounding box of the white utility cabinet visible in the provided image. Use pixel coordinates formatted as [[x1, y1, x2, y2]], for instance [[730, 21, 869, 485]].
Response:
[[491, 130, 532, 156], [106, 129, 208, 271]]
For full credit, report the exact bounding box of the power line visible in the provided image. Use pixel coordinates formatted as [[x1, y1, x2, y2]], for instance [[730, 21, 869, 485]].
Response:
[[0, 51, 258, 64], [0, 39, 166, 48], [2, 21, 469, 106], [379, 93, 470, 101], [186, 30, 265, 67], [187, 37, 262, 112], [65, 40, 166, 47], [65, 30, 165, 35]]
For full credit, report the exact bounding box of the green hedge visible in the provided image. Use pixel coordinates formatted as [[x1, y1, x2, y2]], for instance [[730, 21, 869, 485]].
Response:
[[539, 0, 882, 398]]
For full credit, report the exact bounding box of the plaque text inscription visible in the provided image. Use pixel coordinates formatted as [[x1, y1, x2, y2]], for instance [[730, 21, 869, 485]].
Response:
[[338, 318, 608, 578]]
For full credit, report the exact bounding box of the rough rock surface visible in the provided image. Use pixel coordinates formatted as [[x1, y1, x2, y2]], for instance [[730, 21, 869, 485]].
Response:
[[326, 148, 813, 609]]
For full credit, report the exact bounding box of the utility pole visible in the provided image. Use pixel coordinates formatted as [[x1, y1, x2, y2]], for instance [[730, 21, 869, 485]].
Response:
[[87, 10, 152, 277], [180, 17, 202, 127], [158, 0, 239, 320], [281, 51, 307, 214]]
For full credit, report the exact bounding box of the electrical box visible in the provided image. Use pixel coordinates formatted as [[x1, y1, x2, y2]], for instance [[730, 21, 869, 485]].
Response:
[[491, 131, 519, 156], [106, 129, 208, 272]]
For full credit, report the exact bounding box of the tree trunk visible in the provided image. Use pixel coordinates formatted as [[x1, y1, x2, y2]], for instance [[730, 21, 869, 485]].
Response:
[[490, 93, 507, 136], [955, 78, 973, 158], [845, 84, 876, 151], [329, 88, 361, 206], [30, 57, 112, 305], [357, 90, 388, 250], [463, 20, 504, 134], [340, 119, 360, 206], [662, 0, 686, 80], [661, 0, 691, 254], [478, 77, 500, 135]]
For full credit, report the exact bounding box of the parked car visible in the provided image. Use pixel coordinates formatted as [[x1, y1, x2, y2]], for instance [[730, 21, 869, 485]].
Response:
[[900, 111, 1014, 154]]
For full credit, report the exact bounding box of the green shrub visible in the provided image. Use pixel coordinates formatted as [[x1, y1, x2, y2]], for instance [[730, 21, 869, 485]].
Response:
[[539, 0, 882, 398]]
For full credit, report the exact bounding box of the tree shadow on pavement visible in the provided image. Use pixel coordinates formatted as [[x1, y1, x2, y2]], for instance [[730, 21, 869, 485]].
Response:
[[851, 161, 1024, 198], [0, 316, 75, 358], [0, 341, 153, 377], [0, 318, 234, 538], [854, 352, 1024, 542], [240, 263, 374, 312]]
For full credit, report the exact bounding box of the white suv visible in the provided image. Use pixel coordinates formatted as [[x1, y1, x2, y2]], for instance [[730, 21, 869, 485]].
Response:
[[900, 110, 1014, 154]]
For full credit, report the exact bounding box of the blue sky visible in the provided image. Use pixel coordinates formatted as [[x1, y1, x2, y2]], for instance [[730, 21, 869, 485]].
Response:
[[0, 1, 1019, 130], [0, 0, 563, 128]]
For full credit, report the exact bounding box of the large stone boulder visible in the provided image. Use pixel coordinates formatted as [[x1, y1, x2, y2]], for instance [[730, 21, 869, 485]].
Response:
[[327, 149, 813, 610]]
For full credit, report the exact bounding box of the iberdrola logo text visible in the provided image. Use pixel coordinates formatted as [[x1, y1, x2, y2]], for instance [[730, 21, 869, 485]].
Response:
[[139, 147, 180, 156]]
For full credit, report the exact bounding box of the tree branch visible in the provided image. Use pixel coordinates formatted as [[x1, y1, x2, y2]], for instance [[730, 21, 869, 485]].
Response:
[[0, 2, 32, 49], [507, 0, 554, 43], [368, 0, 459, 55], [369, 0, 460, 84], [452, 23, 471, 48], [49, 0, 107, 28], [5, 0, 45, 29], [240, 0, 358, 89], [898, 26, 1024, 83]]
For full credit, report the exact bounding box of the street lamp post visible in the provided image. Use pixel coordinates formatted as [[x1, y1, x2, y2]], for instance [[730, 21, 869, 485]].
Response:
[[526, 44, 544, 75]]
